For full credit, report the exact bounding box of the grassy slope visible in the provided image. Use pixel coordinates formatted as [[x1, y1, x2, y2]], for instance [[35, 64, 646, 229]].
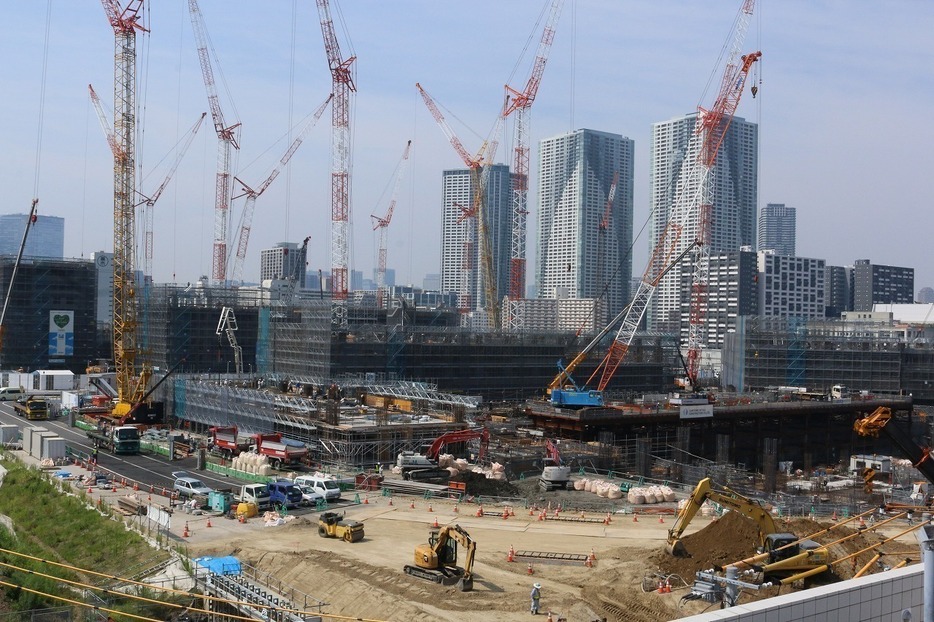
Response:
[[0, 458, 171, 612]]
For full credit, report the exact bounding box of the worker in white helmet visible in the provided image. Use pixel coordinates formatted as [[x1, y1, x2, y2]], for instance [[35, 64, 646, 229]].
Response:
[[530, 582, 542, 615]]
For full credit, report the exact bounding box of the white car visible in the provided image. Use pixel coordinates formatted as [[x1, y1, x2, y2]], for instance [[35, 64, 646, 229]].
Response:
[[297, 484, 324, 507], [171, 471, 213, 498]]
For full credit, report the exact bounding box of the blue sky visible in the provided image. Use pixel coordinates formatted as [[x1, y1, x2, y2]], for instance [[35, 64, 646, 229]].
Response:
[[1, 1, 932, 292]]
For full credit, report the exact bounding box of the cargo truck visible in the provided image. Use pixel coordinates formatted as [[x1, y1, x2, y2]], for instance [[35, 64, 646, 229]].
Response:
[[13, 397, 48, 421], [210, 426, 307, 469], [86, 424, 140, 455]]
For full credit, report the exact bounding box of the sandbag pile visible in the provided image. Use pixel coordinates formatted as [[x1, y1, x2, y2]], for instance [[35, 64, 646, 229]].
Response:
[[626, 485, 676, 505], [572, 478, 624, 500], [230, 452, 273, 476]]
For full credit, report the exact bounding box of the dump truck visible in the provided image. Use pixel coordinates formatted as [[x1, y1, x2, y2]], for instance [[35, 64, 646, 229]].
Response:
[[86, 424, 140, 455], [403, 524, 475, 591], [13, 397, 49, 421], [317, 511, 364, 542], [210, 426, 307, 469]]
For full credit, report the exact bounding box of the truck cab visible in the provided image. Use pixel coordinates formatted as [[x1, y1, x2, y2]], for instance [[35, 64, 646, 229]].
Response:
[[294, 475, 341, 501], [267, 480, 303, 510], [236, 483, 271, 511]]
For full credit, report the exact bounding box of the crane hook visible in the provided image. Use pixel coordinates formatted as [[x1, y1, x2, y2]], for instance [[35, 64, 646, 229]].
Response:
[[751, 85, 758, 99]]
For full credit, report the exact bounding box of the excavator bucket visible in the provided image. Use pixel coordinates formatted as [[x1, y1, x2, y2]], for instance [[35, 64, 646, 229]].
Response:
[[666, 539, 687, 557], [457, 576, 473, 592]]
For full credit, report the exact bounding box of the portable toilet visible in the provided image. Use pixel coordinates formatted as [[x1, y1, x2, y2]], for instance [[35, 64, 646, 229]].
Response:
[[41, 437, 66, 461], [0, 424, 18, 445]]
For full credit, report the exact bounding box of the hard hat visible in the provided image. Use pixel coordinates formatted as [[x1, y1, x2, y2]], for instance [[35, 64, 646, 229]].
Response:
[[533, 583, 542, 589]]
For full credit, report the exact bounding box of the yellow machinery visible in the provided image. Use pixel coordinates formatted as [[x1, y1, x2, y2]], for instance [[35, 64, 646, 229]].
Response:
[[404, 524, 475, 592], [666, 477, 778, 556], [317, 511, 364, 543]]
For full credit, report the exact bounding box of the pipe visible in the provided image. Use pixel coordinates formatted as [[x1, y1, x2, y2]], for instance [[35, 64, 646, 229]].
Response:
[[914, 524, 934, 622], [854, 553, 881, 578]]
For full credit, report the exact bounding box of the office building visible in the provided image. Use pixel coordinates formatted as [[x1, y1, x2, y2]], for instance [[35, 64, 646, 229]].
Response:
[[852, 260, 914, 311], [260, 242, 307, 288], [918, 287, 934, 304], [536, 129, 634, 324], [757, 203, 796, 256], [0, 213, 65, 259], [758, 252, 825, 319], [648, 113, 758, 333], [678, 248, 758, 349], [439, 164, 511, 313], [422, 273, 441, 292]]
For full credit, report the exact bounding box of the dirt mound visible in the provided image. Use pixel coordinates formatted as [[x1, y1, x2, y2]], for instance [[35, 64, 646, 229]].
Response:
[[647, 510, 762, 581], [452, 470, 519, 498]]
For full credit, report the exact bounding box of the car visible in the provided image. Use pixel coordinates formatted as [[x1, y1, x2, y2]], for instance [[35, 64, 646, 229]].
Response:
[[297, 484, 324, 507], [171, 471, 213, 498]]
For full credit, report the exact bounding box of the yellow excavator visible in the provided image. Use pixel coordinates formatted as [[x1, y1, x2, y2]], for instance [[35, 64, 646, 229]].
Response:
[[666, 477, 779, 556], [403, 524, 475, 592]]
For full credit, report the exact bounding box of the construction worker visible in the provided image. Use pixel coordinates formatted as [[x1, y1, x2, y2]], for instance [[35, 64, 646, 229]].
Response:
[[530, 582, 542, 615]]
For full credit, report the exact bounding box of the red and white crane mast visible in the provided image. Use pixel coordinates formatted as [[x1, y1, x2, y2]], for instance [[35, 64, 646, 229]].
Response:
[[316, 0, 356, 327], [371, 140, 413, 308], [502, 0, 565, 330], [188, 0, 241, 285], [590, 0, 758, 393], [230, 94, 333, 285]]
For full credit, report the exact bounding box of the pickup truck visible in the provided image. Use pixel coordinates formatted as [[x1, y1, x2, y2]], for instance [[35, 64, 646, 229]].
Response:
[[13, 397, 49, 421], [87, 425, 140, 455]]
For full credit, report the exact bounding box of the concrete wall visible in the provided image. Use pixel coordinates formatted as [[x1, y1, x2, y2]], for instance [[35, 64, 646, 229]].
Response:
[[678, 564, 922, 622]]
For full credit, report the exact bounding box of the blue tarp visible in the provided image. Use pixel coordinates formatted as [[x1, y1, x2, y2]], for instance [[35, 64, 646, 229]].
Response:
[[194, 555, 242, 576]]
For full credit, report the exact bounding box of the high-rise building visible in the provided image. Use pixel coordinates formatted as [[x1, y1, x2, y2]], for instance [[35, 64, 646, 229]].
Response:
[[260, 242, 307, 288], [919, 287, 934, 304], [852, 259, 914, 311], [440, 164, 511, 312], [422, 273, 441, 292], [678, 248, 758, 349], [536, 129, 634, 324], [757, 203, 796, 256], [0, 213, 65, 259], [758, 252, 825, 319], [824, 265, 851, 318], [648, 113, 758, 333]]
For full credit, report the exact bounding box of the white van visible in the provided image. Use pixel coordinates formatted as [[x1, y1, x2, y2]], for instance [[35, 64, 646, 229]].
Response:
[[0, 387, 25, 402], [293, 475, 341, 501]]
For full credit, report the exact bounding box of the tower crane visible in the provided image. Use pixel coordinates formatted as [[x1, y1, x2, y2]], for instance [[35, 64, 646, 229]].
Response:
[[315, 0, 356, 327], [0, 200, 39, 363], [370, 140, 412, 308], [98, 0, 152, 419], [417, 83, 503, 327], [229, 93, 333, 285], [502, 0, 565, 330], [188, 0, 241, 286]]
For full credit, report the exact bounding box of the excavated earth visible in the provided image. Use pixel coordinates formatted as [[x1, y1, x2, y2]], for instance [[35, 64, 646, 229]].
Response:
[[185, 491, 920, 622]]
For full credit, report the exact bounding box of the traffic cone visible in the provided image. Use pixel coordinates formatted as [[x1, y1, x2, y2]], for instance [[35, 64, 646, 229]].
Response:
[[502, 510, 508, 521], [538, 511, 545, 521], [410, 501, 415, 509], [364, 496, 369, 504], [553, 508, 559, 518], [428, 504, 433, 512], [206, 517, 212, 528], [432, 516, 440, 528], [664, 579, 672, 593], [529, 507, 535, 516], [183, 522, 190, 538], [633, 513, 638, 522], [388, 498, 393, 506], [657, 580, 665, 593], [133, 481, 139, 491], [507, 546, 515, 562], [238, 513, 245, 524], [149, 484, 154, 494], [527, 563, 534, 575], [453, 504, 458, 513], [658, 515, 664, 524], [590, 548, 597, 562], [605, 512, 612, 524], [579, 510, 586, 519], [859, 515, 866, 528], [546, 612, 554, 622], [476, 505, 484, 517], [831, 510, 838, 521]]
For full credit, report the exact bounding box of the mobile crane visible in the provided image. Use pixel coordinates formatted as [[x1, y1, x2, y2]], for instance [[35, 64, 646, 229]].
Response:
[[404, 524, 476, 592]]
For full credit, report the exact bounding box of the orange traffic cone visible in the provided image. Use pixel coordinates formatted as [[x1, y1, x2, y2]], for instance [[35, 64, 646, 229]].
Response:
[[364, 496, 369, 504], [410, 501, 415, 509], [432, 516, 440, 528], [538, 511, 545, 521], [590, 548, 597, 562], [428, 504, 433, 512], [388, 498, 393, 506], [507, 545, 515, 562], [183, 522, 190, 538], [546, 612, 554, 622], [527, 562, 534, 575], [664, 579, 672, 593], [553, 508, 560, 518], [831, 510, 838, 521], [657, 580, 665, 593], [605, 512, 612, 524], [658, 515, 665, 524], [133, 481, 139, 491], [476, 505, 484, 517], [502, 510, 508, 521], [206, 517, 212, 528], [453, 504, 458, 513], [859, 515, 866, 528], [238, 513, 245, 524], [633, 513, 638, 522]]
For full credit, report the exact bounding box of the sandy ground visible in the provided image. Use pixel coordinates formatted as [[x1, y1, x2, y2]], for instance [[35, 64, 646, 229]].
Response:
[[183, 496, 723, 622]]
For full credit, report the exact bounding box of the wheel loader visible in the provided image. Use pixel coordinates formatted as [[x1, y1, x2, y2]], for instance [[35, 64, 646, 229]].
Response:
[[317, 511, 364, 542]]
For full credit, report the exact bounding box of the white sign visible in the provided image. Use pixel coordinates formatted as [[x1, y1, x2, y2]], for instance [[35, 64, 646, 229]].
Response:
[[48, 310, 74, 356], [679, 404, 714, 419]]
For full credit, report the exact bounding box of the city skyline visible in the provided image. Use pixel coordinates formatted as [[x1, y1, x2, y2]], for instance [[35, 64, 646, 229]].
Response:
[[1, 2, 931, 292]]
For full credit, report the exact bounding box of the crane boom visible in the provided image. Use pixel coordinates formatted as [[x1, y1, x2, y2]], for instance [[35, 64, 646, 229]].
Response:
[[229, 94, 332, 285], [316, 0, 356, 327], [371, 140, 413, 307], [188, 0, 241, 285], [0, 200, 39, 360], [88, 84, 123, 159], [503, 0, 565, 318]]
